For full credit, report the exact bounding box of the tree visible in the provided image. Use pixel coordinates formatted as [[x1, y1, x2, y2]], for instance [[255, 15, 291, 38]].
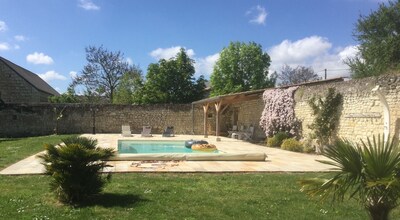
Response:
[[73, 45, 130, 103], [113, 65, 143, 104], [210, 41, 275, 96], [38, 136, 114, 204], [300, 135, 400, 220], [135, 48, 206, 104], [48, 85, 79, 103], [278, 64, 320, 86], [347, 1, 400, 78]]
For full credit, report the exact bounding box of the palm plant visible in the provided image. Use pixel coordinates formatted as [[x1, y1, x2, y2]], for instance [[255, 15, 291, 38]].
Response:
[[38, 136, 115, 204], [300, 135, 400, 220]]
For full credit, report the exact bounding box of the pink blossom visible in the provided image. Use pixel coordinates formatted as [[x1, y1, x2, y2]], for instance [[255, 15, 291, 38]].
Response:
[[259, 86, 299, 137]]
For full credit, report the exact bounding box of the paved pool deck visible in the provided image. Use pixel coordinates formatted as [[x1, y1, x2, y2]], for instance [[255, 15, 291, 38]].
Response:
[[0, 134, 334, 175]]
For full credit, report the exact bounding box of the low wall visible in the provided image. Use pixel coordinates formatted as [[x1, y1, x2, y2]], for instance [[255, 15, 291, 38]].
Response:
[[0, 103, 204, 137]]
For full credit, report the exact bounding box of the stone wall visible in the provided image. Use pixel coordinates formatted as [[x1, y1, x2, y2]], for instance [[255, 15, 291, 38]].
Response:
[[0, 103, 204, 137], [0, 62, 49, 103], [2, 74, 400, 143], [294, 75, 400, 142], [212, 74, 400, 143]]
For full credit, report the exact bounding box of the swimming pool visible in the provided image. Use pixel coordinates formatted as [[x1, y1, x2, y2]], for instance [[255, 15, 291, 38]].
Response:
[[118, 140, 219, 154]]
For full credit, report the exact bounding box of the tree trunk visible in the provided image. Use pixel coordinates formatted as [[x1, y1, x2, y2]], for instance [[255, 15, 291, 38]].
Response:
[[368, 206, 390, 220]]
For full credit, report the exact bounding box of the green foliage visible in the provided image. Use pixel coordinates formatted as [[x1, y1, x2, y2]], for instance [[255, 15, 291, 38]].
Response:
[[308, 88, 343, 148], [113, 65, 144, 104], [210, 41, 275, 96], [72, 45, 131, 103], [0, 134, 76, 169], [0, 173, 380, 219], [48, 86, 79, 103], [266, 137, 279, 148], [266, 132, 290, 148], [301, 138, 316, 153], [135, 48, 206, 104], [300, 135, 400, 220], [347, 1, 400, 78], [281, 138, 303, 152], [38, 136, 115, 204]]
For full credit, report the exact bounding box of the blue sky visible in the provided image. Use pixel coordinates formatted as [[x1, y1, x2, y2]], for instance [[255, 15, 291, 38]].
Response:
[[0, 0, 386, 93]]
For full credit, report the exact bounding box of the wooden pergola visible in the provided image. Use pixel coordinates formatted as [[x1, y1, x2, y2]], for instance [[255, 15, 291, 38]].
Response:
[[192, 89, 266, 138], [191, 78, 346, 139]]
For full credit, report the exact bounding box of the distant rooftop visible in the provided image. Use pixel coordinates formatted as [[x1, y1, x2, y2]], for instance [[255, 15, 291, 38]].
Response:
[[0, 56, 59, 96]]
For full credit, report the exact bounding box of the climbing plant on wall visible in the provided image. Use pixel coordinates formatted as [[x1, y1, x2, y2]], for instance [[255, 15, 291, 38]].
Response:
[[259, 86, 299, 137], [308, 88, 343, 148]]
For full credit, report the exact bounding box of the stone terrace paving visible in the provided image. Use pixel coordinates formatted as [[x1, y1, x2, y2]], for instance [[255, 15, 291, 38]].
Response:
[[0, 134, 334, 175]]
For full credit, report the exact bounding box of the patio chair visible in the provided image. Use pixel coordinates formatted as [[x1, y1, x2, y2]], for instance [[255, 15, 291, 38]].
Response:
[[241, 126, 255, 141], [141, 126, 153, 137], [121, 125, 132, 137], [162, 126, 175, 137], [228, 125, 238, 138]]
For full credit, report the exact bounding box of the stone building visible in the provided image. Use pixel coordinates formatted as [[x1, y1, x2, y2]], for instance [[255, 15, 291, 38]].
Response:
[[0, 56, 59, 103]]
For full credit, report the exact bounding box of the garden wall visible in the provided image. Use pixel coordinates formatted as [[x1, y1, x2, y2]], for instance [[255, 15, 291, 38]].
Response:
[[217, 74, 400, 143], [1, 74, 400, 143], [0, 103, 204, 137], [294, 74, 400, 142]]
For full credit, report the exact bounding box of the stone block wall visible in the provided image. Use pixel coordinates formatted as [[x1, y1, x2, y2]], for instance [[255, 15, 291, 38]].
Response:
[[221, 98, 265, 139], [0, 62, 49, 103], [0, 103, 204, 137], [1, 74, 400, 143], [294, 75, 400, 142]]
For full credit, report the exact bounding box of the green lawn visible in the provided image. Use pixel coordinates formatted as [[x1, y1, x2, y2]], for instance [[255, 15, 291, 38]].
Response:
[[0, 134, 77, 169], [0, 135, 399, 219]]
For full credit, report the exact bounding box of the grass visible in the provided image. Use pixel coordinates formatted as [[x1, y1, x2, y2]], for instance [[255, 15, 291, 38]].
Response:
[[0, 135, 399, 219], [0, 134, 77, 169], [0, 173, 386, 220]]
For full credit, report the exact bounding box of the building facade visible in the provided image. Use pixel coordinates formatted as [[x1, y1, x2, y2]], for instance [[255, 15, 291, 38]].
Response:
[[0, 56, 59, 103]]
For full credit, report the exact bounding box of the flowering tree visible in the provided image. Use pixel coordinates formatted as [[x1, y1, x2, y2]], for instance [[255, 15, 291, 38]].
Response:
[[259, 87, 299, 137]]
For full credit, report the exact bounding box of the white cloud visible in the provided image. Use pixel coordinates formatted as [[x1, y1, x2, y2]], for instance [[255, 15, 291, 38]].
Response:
[[38, 70, 67, 82], [0, 20, 7, 32], [269, 36, 332, 64], [247, 5, 267, 25], [338, 45, 359, 61], [0, 42, 10, 51], [268, 36, 358, 79], [126, 57, 133, 65], [150, 46, 195, 60], [14, 35, 27, 41], [26, 52, 54, 65], [69, 71, 78, 79], [78, 0, 100, 10], [14, 44, 20, 50], [194, 53, 220, 78]]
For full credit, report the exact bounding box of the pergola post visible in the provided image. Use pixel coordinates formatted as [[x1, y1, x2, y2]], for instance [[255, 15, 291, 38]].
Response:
[[214, 101, 222, 137], [203, 104, 209, 138]]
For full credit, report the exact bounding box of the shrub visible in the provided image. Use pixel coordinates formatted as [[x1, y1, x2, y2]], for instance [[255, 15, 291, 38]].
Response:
[[259, 87, 300, 137], [266, 132, 290, 148], [281, 138, 303, 152], [301, 138, 316, 153], [38, 136, 115, 204], [308, 88, 342, 148], [300, 135, 400, 220]]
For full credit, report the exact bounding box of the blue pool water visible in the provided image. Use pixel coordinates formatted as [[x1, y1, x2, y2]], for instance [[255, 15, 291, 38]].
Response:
[[118, 140, 219, 154]]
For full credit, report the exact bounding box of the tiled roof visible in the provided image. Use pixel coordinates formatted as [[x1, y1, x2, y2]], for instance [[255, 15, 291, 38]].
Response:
[[0, 56, 59, 96]]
